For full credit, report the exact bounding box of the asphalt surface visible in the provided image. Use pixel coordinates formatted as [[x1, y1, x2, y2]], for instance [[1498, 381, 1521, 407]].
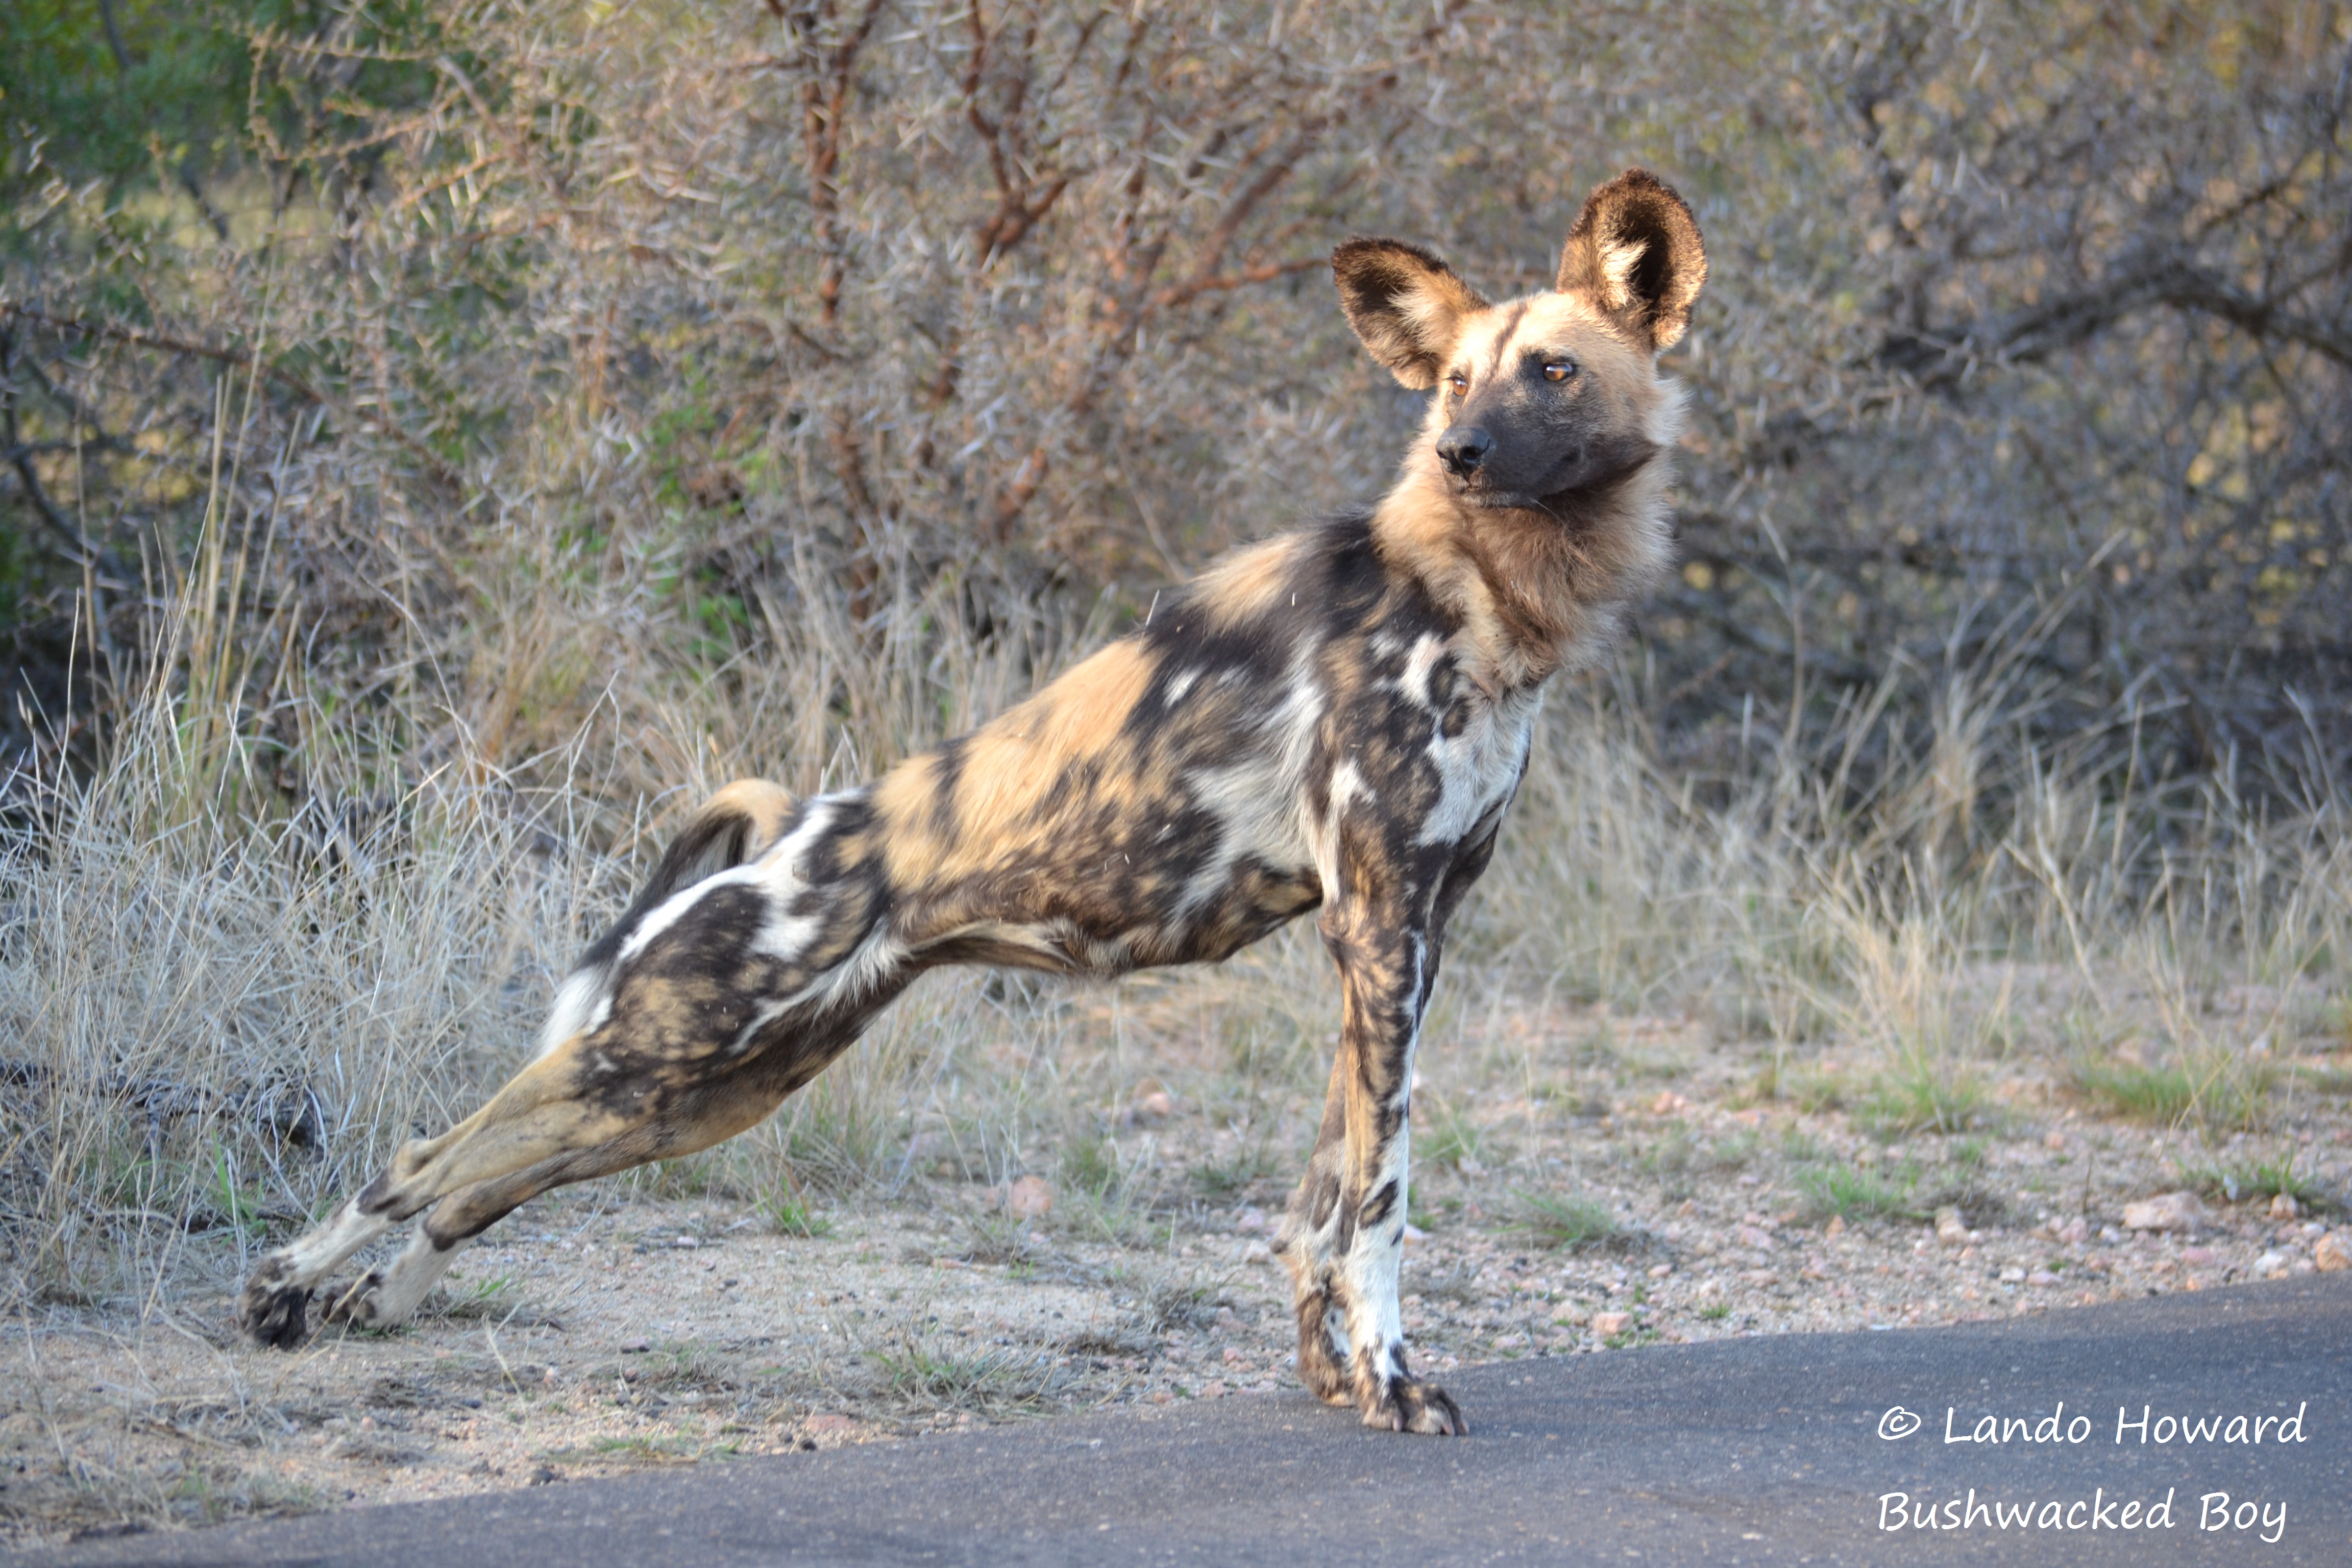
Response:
[[17, 1276, 2348, 1567]]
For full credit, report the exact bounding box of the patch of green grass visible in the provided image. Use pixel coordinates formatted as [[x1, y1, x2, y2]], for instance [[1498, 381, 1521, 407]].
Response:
[[1697, 1301, 1731, 1321], [762, 1193, 836, 1239], [1856, 1058, 1996, 1137], [1051, 1138, 1168, 1248], [2071, 1051, 2278, 1132], [1778, 1126, 1825, 1163], [1192, 1144, 1281, 1198], [1793, 1163, 1918, 1223], [1419, 1098, 1486, 1171], [2182, 1147, 2339, 1211], [1060, 1137, 1125, 1198], [2070, 1061, 2198, 1124], [1122, 1268, 1230, 1334], [1738, 1059, 1846, 1113], [868, 1334, 1066, 1416], [2290, 1062, 2352, 1097], [1503, 1190, 1619, 1251]]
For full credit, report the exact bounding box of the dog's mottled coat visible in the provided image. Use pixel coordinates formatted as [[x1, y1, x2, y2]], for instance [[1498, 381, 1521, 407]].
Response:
[[241, 169, 1708, 1436]]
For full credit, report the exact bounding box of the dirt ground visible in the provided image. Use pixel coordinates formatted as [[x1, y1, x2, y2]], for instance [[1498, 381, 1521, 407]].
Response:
[[6, 1003, 2349, 1550]]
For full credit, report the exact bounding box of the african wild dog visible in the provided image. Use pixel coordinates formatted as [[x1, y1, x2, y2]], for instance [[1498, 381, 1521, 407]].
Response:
[[240, 168, 1706, 1436]]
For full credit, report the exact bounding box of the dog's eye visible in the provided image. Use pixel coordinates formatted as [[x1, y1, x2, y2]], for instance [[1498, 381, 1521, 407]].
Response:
[[1543, 361, 1577, 383], [1446, 373, 1468, 397]]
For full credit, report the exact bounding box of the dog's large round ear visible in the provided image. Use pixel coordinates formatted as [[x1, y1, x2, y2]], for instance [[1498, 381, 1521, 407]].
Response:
[[1332, 238, 1489, 390], [1556, 169, 1707, 353]]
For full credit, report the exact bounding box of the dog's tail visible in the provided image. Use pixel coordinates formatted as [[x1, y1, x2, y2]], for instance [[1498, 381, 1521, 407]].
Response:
[[538, 779, 799, 1056], [634, 778, 800, 911]]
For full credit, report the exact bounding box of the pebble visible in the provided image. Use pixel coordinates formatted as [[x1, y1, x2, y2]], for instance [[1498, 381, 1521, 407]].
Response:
[[1005, 1175, 1055, 1218], [2269, 1191, 2300, 1220], [2120, 1191, 2207, 1233], [1934, 1207, 1969, 1246], [2315, 1232, 2350, 1272], [1591, 1311, 1633, 1336]]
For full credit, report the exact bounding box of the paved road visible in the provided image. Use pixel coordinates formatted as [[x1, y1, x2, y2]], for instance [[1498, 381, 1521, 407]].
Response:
[[18, 1277, 2348, 1566]]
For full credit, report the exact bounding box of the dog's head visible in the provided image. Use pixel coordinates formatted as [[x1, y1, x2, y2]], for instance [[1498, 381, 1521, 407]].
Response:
[[1334, 169, 1705, 513]]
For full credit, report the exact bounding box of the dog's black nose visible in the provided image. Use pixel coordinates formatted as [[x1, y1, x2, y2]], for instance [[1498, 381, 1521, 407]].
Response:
[[1436, 426, 1492, 477]]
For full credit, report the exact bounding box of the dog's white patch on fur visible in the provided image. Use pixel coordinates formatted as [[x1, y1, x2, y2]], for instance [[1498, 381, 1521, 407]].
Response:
[[1645, 376, 1689, 449], [277, 1196, 394, 1289], [617, 803, 839, 967], [332, 1232, 470, 1329], [1398, 633, 1448, 709], [537, 968, 608, 1059], [1414, 687, 1538, 849]]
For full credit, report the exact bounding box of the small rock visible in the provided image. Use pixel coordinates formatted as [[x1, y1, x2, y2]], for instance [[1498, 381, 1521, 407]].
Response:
[[1934, 1207, 1969, 1246], [2255, 1251, 2289, 1278], [1998, 1266, 2025, 1283], [1457, 1156, 1486, 1177], [1222, 1346, 1246, 1365], [1202, 1380, 1228, 1399], [2314, 1232, 2351, 1272], [1591, 1311, 1634, 1337], [618, 1339, 650, 1354], [1647, 1263, 1673, 1279], [1236, 1207, 1267, 1233], [1825, 1214, 1845, 1237], [1134, 1090, 1175, 1120], [1736, 1225, 1776, 1252], [1005, 1175, 1055, 1218], [2120, 1191, 2208, 1233], [2043, 1129, 2070, 1152], [2180, 1245, 2215, 1266], [2269, 1191, 2300, 1220], [1651, 1090, 1689, 1115], [803, 1414, 859, 1436], [2027, 1270, 2062, 1286], [2055, 1218, 2090, 1245], [1241, 1240, 1273, 1263]]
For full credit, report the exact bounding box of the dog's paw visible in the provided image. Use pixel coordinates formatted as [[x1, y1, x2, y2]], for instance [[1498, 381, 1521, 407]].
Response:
[[238, 1259, 312, 1349], [1359, 1375, 1467, 1436], [1293, 1297, 1353, 1405], [321, 1270, 405, 1332]]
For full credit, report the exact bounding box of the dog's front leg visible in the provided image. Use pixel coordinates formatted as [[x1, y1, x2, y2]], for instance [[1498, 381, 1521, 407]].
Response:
[[1280, 896, 1463, 1436]]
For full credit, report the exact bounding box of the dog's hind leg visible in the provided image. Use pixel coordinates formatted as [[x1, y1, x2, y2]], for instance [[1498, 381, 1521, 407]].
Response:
[[311, 1025, 829, 1331]]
